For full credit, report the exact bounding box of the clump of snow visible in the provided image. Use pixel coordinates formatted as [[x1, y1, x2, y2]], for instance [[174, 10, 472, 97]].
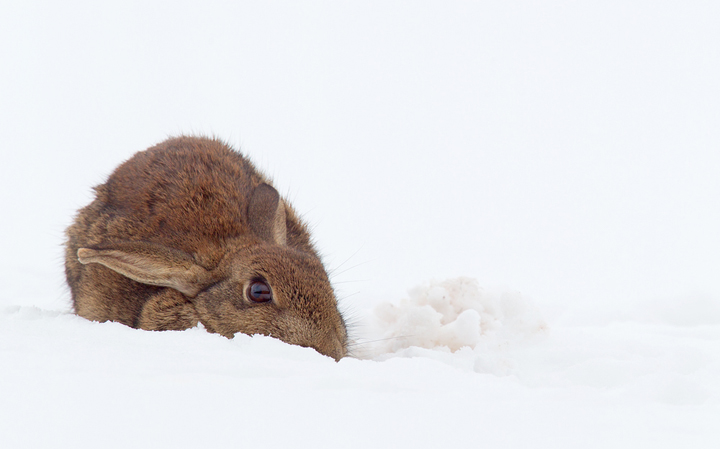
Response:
[[359, 277, 547, 374]]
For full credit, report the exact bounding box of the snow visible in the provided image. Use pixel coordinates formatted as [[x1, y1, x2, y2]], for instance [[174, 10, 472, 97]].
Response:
[[3, 295, 719, 448], [2, 1, 720, 448], [362, 278, 547, 368]]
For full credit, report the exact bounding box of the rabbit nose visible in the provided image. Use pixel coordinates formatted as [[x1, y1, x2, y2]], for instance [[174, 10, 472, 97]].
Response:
[[328, 337, 346, 362], [325, 329, 347, 361], [305, 332, 345, 361]]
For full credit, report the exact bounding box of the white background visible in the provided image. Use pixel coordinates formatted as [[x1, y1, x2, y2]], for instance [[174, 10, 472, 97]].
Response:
[[1, 1, 719, 447]]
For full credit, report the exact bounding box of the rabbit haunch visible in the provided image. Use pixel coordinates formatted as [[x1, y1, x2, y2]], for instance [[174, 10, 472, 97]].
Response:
[[64, 136, 347, 360]]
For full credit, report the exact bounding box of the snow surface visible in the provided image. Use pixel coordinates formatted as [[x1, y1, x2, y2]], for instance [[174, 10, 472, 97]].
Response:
[[2, 284, 720, 448], [2, 1, 720, 448]]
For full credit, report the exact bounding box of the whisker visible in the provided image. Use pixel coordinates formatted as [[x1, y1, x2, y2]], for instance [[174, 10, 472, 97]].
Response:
[[331, 279, 370, 285], [327, 246, 364, 275], [348, 335, 414, 347], [337, 291, 361, 301], [330, 260, 372, 279]]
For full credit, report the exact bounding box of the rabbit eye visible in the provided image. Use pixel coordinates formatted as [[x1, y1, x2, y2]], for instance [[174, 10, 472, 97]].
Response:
[[247, 279, 273, 303]]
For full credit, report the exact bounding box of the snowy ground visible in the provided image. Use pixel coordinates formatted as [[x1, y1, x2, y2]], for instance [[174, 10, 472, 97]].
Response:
[[2, 283, 719, 448], [2, 1, 720, 448]]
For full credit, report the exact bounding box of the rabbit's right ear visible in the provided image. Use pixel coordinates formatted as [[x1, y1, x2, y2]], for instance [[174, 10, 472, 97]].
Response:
[[77, 242, 216, 297], [248, 183, 287, 245]]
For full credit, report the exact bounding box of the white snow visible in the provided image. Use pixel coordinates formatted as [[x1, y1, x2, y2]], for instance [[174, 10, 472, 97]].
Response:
[[361, 278, 548, 372], [2, 1, 720, 448], [2, 291, 719, 448]]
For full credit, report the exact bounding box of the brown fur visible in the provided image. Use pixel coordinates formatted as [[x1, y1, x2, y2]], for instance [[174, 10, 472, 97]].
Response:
[[65, 136, 347, 360]]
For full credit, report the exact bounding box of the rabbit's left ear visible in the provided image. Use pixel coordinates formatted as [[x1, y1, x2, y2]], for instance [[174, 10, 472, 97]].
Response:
[[248, 183, 287, 245], [77, 242, 217, 297]]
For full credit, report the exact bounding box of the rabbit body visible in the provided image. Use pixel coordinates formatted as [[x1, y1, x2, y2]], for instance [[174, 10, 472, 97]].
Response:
[[65, 136, 347, 360]]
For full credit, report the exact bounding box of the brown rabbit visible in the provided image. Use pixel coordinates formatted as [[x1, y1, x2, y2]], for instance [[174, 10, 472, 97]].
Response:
[[65, 136, 347, 360]]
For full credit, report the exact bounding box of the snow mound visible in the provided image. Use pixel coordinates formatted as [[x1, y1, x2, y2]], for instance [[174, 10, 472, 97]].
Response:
[[359, 277, 547, 374]]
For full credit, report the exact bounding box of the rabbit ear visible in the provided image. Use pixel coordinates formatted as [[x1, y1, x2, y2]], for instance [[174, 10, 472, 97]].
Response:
[[77, 242, 215, 297], [248, 183, 287, 245]]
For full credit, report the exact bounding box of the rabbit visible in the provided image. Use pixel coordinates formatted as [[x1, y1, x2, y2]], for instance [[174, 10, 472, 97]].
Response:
[[64, 136, 347, 360]]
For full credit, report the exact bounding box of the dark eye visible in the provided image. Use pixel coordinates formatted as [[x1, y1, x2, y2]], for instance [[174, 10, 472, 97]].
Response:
[[247, 279, 273, 303]]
